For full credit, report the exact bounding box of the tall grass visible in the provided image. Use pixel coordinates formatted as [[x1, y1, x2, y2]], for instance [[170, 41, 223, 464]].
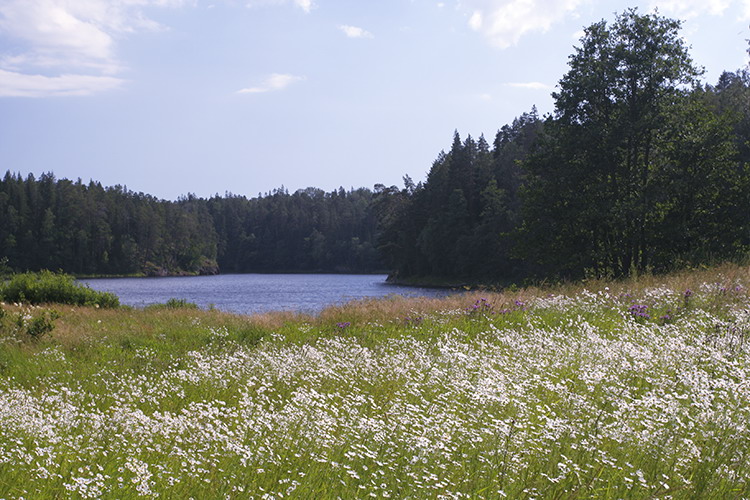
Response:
[[0, 265, 749, 498]]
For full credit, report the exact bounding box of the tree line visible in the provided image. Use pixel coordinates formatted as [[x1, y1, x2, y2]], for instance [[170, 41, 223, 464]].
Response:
[[0, 174, 381, 276], [2, 10, 748, 284], [376, 9, 750, 283]]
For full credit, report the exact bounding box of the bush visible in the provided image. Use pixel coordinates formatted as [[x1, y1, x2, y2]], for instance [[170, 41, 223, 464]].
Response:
[[146, 298, 199, 310], [0, 305, 60, 341], [0, 270, 119, 308], [0, 257, 11, 279]]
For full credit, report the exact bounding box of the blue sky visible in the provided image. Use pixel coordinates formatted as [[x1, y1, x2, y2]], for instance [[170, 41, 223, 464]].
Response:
[[0, 0, 748, 200]]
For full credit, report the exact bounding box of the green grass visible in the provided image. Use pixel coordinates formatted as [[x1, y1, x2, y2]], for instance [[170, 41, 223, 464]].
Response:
[[1, 264, 750, 498]]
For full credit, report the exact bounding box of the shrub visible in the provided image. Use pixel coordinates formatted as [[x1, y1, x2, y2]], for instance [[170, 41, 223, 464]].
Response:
[[146, 298, 199, 310], [0, 257, 11, 279], [0, 270, 119, 308], [0, 305, 59, 341]]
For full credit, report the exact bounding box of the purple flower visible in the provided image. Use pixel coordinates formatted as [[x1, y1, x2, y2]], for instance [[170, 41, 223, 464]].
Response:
[[336, 322, 351, 330], [403, 316, 423, 326], [466, 298, 493, 314], [628, 304, 650, 319]]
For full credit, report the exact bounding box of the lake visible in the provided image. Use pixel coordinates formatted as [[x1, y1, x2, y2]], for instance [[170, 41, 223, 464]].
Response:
[[80, 274, 457, 315]]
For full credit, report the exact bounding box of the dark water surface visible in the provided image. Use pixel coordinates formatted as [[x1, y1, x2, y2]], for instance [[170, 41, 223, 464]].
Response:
[[81, 274, 456, 315]]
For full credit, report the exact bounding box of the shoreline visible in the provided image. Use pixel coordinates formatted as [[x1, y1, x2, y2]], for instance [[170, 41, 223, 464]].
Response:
[[77, 270, 393, 280]]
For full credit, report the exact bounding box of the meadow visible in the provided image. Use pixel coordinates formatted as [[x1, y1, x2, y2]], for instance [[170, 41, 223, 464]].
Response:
[[1, 265, 750, 498]]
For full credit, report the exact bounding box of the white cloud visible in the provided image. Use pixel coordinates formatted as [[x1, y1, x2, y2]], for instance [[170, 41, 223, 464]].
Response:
[[0, 0, 182, 97], [0, 1, 113, 64], [245, 0, 314, 13], [506, 81, 552, 90], [0, 69, 124, 97], [461, 0, 750, 50], [237, 73, 305, 94], [468, 10, 482, 30], [649, 0, 732, 19], [651, 0, 750, 20], [460, 0, 588, 48], [294, 0, 312, 12], [338, 25, 374, 38]]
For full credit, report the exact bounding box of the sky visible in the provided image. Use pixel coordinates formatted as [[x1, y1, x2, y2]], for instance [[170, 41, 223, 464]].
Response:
[[0, 0, 748, 200]]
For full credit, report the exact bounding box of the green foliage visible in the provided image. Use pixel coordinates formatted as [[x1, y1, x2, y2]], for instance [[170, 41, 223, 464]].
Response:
[[0, 305, 59, 341], [0, 173, 383, 276], [377, 111, 542, 283], [207, 187, 382, 273], [521, 9, 709, 278], [379, 9, 750, 285], [0, 271, 119, 307], [0, 257, 10, 278], [18, 310, 59, 340], [146, 298, 199, 310]]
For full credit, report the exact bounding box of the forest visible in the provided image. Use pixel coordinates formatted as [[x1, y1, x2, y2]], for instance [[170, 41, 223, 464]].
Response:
[[377, 9, 750, 283], [1, 10, 749, 283], [0, 176, 381, 276]]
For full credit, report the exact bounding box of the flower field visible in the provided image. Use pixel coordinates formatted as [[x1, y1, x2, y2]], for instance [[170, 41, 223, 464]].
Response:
[[1, 267, 750, 498]]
